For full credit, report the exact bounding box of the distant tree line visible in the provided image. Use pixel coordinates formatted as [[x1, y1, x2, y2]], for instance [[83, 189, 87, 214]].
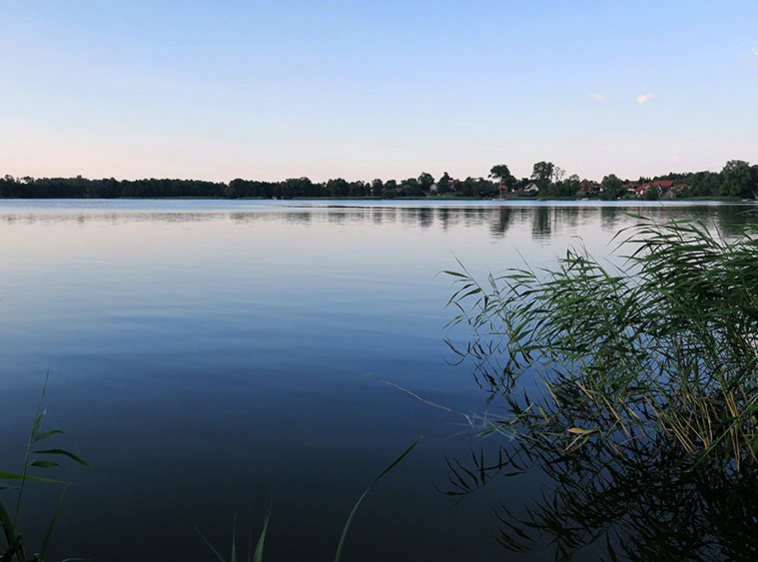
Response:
[[1, 159, 756, 199], [0, 175, 226, 199]]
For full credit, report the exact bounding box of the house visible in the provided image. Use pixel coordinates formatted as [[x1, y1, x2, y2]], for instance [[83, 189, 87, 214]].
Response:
[[524, 182, 540, 192], [579, 180, 599, 194], [633, 179, 677, 198]]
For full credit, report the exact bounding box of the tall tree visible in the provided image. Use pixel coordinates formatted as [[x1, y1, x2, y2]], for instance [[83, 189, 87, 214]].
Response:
[[371, 178, 384, 198], [327, 178, 349, 198], [489, 164, 515, 188], [600, 174, 624, 200], [402, 177, 422, 197], [417, 172, 435, 192], [382, 179, 398, 199], [437, 172, 451, 194], [684, 171, 720, 198], [551, 174, 581, 197], [531, 161, 554, 190], [720, 160, 754, 198]]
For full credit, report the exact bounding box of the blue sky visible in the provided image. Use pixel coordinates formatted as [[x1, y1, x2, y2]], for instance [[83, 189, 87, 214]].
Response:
[[1, 1, 757, 183]]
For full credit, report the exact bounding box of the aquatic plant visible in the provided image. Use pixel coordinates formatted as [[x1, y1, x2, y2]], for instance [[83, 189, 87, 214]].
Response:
[[444, 216, 758, 559], [0, 373, 88, 562], [447, 216, 758, 468], [196, 437, 420, 562]]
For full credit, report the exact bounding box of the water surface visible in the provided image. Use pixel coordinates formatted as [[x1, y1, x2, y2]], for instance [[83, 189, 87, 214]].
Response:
[[0, 199, 754, 561]]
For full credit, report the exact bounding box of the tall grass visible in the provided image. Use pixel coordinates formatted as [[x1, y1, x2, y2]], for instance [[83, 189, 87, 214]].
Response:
[[196, 437, 421, 562], [444, 217, 758, 558], [0, 372, 88, 562], [447, 217, 758, 469]]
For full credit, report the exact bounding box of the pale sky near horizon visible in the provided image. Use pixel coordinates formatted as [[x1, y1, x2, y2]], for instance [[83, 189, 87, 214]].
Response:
[[2, 1, 757, 183]]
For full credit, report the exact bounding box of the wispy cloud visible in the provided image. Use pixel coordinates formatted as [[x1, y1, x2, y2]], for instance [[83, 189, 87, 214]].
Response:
[[636, 93, 654, 104], [590, 93, 607, 102], [749, 47, 758, 58]]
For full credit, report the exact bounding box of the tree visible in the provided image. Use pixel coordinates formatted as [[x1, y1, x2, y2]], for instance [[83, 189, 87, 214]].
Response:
[[327, 178, 349, 198], [684, 171, 721, 198], [643, 184, 660, 200], [720, 160, 754, 198], [348, 180, 369, 197], [552, 166, 566, 183], [459, 177, 475, 197], [402, 177, 422, 197], [550, 173, 581, 198], [417, 172, 435, 193], [280, 177, 314, 198], [0, 174, 20, 197], [600, 173, 624, 200], [437, 172, 451, 194], [489, 164, 515, 189], [371, 178, 384, 198], [382, 179, 397, 199], [531, 161, 554, 190]]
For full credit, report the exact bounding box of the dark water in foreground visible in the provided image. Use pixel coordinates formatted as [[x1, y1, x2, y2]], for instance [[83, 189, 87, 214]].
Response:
[[0, 199, 755, 561]]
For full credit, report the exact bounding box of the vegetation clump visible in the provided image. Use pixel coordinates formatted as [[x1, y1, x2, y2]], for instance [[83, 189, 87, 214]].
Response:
[[446, 216, 758, 559], [449, 216, 758, 467]]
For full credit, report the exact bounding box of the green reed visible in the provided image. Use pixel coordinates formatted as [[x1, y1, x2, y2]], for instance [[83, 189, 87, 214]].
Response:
[[442, 216, 758, 558], [446, 216, 758, 471], [196, 437, 420, 562], [0, 372, 88, 562]]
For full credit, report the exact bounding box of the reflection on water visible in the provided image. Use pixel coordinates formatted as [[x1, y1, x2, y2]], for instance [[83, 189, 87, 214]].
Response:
[[447, 425, 758, 560], [531, 206, 551, 240], [2, 201, 756, 242]]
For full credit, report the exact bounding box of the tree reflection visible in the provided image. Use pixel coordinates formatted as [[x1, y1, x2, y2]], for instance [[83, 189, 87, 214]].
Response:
[[531, 206, 551, 240], [490, 207, 513, 237]]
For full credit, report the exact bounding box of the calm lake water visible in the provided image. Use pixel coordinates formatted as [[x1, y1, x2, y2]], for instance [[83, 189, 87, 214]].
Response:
[[1, 199, 755, 561]]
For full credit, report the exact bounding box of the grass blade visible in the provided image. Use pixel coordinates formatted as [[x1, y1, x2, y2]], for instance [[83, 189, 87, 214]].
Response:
[[0, 499, 26, 562], [195, 525, 228, 562], [33, 449, 90, 467], [39, 487, 67, 560], [252, 510, 270, 562], [334, 437, 421, 562]]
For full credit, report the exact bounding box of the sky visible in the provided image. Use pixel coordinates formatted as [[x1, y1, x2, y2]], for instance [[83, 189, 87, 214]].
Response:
[[1, 0, 757, 183]]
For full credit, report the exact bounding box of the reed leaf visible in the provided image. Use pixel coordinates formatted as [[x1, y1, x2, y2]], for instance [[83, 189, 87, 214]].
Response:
[[443, 216, 758, 558], [334, 436, 421, 562], [446, 217, 758, 468], [196, 438, 419, 562], [1, 372, 86, 562]]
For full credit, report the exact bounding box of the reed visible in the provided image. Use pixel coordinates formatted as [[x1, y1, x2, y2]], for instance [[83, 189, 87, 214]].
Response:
[[0, 372, 88, 562], [196, 437, 420, 562], [446, 216, 758, 471], [443, 217, 758, 558]]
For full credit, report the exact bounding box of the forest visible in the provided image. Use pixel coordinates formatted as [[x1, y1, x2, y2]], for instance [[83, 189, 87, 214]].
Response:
[[1, 159, 756, 200]]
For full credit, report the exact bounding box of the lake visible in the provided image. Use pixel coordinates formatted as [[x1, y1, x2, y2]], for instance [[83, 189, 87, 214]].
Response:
[[1, 199, 755, 561]]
